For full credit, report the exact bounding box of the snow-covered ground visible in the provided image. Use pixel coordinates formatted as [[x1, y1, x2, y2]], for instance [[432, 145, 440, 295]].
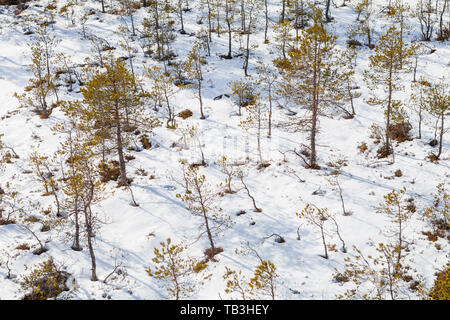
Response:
[[0, 0, 448, 300]]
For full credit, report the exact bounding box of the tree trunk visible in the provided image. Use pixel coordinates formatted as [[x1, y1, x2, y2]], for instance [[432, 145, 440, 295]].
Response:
[[438, 0, 448, 40], [115, 106, 128, 186], [437, 111, 444, 159], [179, 5, 185, 33], [264, 0, 269, 43], [309, 45, 319, 169], [72, 205, 81, 251], [325, 0, 332, 21], [85, 206, 98, 281], [196, 181, 215, 257], [385, 63, 394, 156], [268, 86, 272, 137], [320, 226, 328, 259], [198, 78, 205, 119]]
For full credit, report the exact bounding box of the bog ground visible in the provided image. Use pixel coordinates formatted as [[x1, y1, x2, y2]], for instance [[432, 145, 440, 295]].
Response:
[[0, 0, 448, 300]]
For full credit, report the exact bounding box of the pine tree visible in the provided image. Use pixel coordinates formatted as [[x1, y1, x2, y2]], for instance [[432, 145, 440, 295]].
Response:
[[436, 0, 449, 41], [297, 204, 331, 259], [410, 77, 430, 139], [176, 162, 231, 259], [256, 61, 278, 138], [221, 0, 238, 59], [275, 8, 343, 169], [273, 18, 295, 61], [363, 26, 414, 159], [29, 151, 61, 216], [248, 260, 278, 300], [338, 188, 414, 300], [239, 95, 266, 165], [228, 77, 257, 116], [175, 0, 187, 34], [288, 0, 310, 40], [77, 58, 159, 186], [146, 65, 178, 128], [118, 0, 139, 36], [146, 238, 210, 299], [15, 24, 60, 119], [241, 0, 262, 76], [217, 156, 238, 194], [185, 41, 207, 119], [416, 0, 437, 41], [423, 78, 449, 161], [425, 182, 449, 231], [117, 25, 138, 88], [223, 246, 278, 300], [350, 0, 375, 48], [337, 47, 360, 118], [375, 187, 412, 282], [142, 0, 177, 61], [386, 0, 411, 69]]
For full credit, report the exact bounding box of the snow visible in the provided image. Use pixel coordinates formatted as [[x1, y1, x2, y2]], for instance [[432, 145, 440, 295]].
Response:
[[0, 0, 448, 300]]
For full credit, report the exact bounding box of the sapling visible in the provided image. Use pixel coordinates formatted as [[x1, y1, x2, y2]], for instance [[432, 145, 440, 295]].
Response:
[[176, 162, 232, 259], [297, 204, 330, 259], [146, 238, 210, 299]]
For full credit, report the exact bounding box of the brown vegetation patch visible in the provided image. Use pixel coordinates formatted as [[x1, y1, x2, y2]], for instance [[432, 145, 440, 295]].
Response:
[[394, 169, 403, 177], [98, 160, 120, 182], [16, 243, 30, 250], [0, 218, 16, 225], [202, 247, 224, 263], [376, 144, 393, 159], [140, 135, 152, 149], [388, 122, 412, 143]]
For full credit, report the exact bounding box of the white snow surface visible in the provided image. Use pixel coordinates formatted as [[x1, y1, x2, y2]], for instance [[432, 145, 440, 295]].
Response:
[[0, 0, 448, 300]]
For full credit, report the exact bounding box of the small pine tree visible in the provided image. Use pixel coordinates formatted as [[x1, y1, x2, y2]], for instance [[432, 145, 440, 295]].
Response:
[[350, 0, 375, 48], [256, 60, 278, 138], [425, 182, 449, 231], [146, 65, 178, 128], [217, 156, 238, 194], [423, 78, 449, 161], [185, 41, 207, 119], [275, 8, 343, 169], [429, 261, 450, 300], [176, 162, 231, 259], [248, 260, 278, 300], [363, 26, 414, 158], [375, 188, 412, 278], [228, 77, 257, 116], [239, 95, 266, 165], [15, 24, 60, 118], [29, 151, 61, 216], [297, 204, 331, 259], [223, 256, 278, 300], [78, 58, 159, 186], [20, 258, 69, 300]]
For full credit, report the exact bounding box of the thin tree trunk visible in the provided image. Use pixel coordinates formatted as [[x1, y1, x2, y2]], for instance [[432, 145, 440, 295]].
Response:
[[268, 86, 272, 137], [115, 106, 128, 186], [385, 64, 394, 156], [85, 205, 98, 281], [320, 226, 328, 259], [264, 0, 269, 43], [437, 112, 444, 159], [198, 79, 205, 119]]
